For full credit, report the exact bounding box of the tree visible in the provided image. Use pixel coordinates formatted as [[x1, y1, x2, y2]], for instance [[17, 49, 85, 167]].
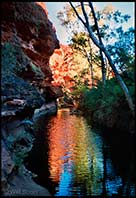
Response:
[[58, 3, 132, 87], [69, 1, 134, 116]]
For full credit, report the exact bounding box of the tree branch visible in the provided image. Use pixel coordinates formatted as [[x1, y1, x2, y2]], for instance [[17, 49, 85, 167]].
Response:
[[69, 2, 86, 27], [80, 2, 90, 27]]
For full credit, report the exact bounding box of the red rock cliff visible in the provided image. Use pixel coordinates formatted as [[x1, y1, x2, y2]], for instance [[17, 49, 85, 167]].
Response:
[[1, 2, 62, 196], [1, 2, 62, 102]]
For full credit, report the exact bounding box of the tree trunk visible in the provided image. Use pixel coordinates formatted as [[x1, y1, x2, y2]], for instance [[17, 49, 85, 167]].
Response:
[[88, 1, 106, 86], [82, 45, 94, 88], [88, 37, 94, 87]]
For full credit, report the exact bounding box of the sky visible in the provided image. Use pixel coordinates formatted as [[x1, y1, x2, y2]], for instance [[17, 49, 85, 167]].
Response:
[[45, 2, 135, 44]]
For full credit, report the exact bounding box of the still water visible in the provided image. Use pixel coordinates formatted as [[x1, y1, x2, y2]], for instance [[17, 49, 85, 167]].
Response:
[[27, 108, 135, 196]]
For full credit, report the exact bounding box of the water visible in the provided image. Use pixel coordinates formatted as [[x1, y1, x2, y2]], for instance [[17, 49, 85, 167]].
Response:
[[26, 108, 135, 196]]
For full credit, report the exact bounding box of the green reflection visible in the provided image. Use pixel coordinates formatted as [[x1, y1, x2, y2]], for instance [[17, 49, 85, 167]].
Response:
[[73, 116, 103, 195]]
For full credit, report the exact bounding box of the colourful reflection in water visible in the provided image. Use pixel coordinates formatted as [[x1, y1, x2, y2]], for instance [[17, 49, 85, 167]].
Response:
[[46, 109, 131, 196]]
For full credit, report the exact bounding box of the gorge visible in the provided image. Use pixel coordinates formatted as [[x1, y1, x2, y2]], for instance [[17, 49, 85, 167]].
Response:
[[1, 2, 135, 197]]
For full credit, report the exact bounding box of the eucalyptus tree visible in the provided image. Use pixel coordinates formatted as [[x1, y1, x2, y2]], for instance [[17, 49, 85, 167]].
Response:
[[69, 2, 134, 116], [57, 3, 133, 85]]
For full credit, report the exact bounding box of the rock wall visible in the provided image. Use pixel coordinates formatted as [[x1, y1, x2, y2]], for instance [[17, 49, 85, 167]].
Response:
[[1, 2, 62, 196]]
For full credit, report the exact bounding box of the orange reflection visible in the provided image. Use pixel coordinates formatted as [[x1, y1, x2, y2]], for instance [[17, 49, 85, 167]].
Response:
[[47, 109, 77, 182], [47, 109, 99, 184]]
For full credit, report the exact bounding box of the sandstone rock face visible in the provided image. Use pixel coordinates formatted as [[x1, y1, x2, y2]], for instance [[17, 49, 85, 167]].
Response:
[[1, 2, 61, 103], [1, 2, 62, 196]]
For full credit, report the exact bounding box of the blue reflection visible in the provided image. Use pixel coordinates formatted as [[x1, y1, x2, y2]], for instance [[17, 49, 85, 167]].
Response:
[[55, 162, 73, 196]]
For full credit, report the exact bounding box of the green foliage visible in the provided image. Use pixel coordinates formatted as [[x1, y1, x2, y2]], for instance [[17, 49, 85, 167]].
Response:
[[80, 74, 135, 117], [81, 86, 102, 113], [122, 70, 135, 102], [7, 131, 34, 167]]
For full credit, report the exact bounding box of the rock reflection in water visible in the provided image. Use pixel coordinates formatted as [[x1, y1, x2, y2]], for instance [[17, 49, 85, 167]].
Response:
[[46, 109, 123, 196]]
